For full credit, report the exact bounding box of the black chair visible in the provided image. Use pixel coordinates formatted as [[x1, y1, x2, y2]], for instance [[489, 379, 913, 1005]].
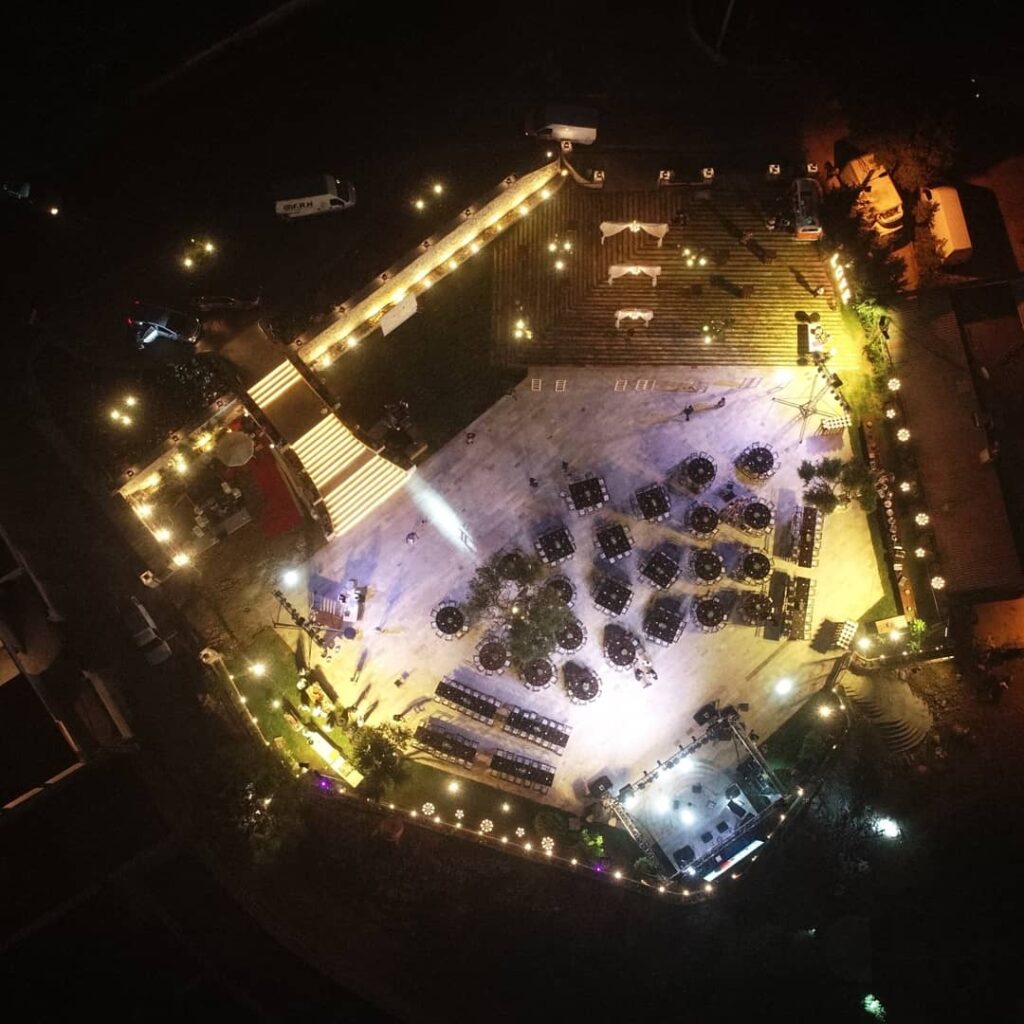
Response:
[[716, 821, 730, 834], [701, 831, 714, 844], [725, 783, 741, 799]]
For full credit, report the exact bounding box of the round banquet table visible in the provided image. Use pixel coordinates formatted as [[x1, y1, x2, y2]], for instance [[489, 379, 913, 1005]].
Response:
[[435, 605, 465, 635], [478, 641, 508, 672], [743, 502, 773, 531]]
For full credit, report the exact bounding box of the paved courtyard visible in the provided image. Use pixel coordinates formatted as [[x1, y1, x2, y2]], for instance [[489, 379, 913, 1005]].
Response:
[[303, 365, 883, 810]]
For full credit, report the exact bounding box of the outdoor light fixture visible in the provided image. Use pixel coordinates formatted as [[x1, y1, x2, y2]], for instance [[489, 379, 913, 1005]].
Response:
[[154, 528, 172, 543], [563, 241, 572, 251], [930, 575, 946, 590], [817, 704, 834, 719], [680, 808, 696, 826], [856, 637, 872, 651], [897, 428, 911, 442], [884, 407, 897, 420], [874, 817, 900, 840], [204, 241, 215, 254], [774, 677, 794, 696], [899, 481, 911, 493], [110, 409, 121, 421], [172, 552, 192, 568], [540, 188, 551, 200], [432, 183, 443, 195], [915, 512, 930, 526], [413, 198, 425, 211], [518, 204, 529, 216], [49, 206, 59, 216], [281, 569, 300, 587], [447, 780, 460, 794], [501, 802, 511, 813], [135, 503, 153, 519], [347, 336, 359, 348], [554, 259, 565, 271], [250, 662, 267, 677], [182, 256, 194, 269], [887, 377, 901, 392], [548, 242, 557, 252], [125, 395, 138, 407], [447, 258, 458, 270], [271, 698, 282, 709], [914, 547, 927, 558]]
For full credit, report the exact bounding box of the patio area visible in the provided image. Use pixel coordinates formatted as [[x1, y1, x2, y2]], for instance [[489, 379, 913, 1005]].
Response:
[[300, 365, 883, 810]]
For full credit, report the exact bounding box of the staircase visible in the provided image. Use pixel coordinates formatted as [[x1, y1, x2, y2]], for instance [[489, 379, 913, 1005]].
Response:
[[839, 675, 930, 756]]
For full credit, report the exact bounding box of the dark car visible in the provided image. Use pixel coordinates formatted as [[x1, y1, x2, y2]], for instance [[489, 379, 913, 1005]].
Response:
[[127, 301, 201, 348]]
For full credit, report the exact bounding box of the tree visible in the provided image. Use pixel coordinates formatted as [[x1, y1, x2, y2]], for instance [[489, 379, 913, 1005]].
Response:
[[805, 482, 839, 516], [817, 457, 844, 482], [855, 118, 956, 194], [798, 460, 818, 483], [633, 855, 662, 883], [507, 588, 574, 667], [463, 559, 504, 624], [350, 723, 410, 799]]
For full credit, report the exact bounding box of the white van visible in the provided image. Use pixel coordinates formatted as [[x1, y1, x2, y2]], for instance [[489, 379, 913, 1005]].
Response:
[[274, 174, 356, 219], [921, 186, 972, 265], [839, 154, 904, 235], [527, 105, 598, 146], [791, 177, 823, 240]]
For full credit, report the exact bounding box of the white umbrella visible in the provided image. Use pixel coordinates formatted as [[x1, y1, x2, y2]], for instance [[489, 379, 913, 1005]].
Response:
[[214, 430, 255, 467]]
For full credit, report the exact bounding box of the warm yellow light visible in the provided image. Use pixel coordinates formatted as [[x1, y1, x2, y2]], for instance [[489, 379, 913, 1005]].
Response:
[[271, 698, 282, 709], [915, 512, 930, 526], [110, 409, 121, 421], [49, 206, 59, 216], [540, 188, 551, 200], [121, 416, 133, 426], [887, 377, 901, 392], [897, 428, 911, 442], [899, 481, 911, 493], [856, 637, 872, 651], [514, 329, 524, 339], [344, 336, 357, 348], [432, 183, 443, 195], [470, 242, 480, 254], [930, 575, 946, 590], [320, 354, 333, 368], [173, 455, 188, 474], [172, 551, 191, 567], [914, 547, 927, 558], [250, 662, 267, 677], [204, 241, 215, 254], [614, 870, 623, 879], [154, 528, 172, 543], [548, 242, 557, 252], [414, 198, 425, 211], [135, 503, 153, 519], [518, 204, 529, 216], [124, 395, 137, 407], [515, 319, 526, 330], [554, 260, 565, 271], [448, 258, 458, 270], [447, 780, 460, 794], [563, 241, 572, 251], [194, 432, 214, 452], [501, 802, 511, 813], [182, 256, 194, 269], [818, 704, 834, 718], [141, 473, 161, 490], [392, 290, 406, 303]]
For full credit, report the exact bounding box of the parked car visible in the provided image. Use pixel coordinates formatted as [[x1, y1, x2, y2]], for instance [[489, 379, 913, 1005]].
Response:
[[839, 154, 904, 235], [192, 294, 262, 314], [525, 104, 598, 145], [791, 177, 823, 240], [123, 597, 172, 665], [127, 301, 201, 348]]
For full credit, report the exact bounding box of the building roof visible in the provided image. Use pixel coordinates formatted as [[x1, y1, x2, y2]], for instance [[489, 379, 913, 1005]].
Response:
[[891, 292, 1023, 596], [0, 671, 79, 808]]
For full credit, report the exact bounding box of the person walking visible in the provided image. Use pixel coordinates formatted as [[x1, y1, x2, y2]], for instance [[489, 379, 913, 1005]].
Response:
[[529, 477, 539, 489], [683, 404, 694, 421], [715, 397, 726, 408]]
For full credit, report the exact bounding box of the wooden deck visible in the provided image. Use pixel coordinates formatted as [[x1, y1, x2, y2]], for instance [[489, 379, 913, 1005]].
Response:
[[492, 175, 848, 366]]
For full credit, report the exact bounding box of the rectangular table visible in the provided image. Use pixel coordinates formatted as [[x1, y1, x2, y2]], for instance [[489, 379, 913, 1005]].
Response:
[[568, 477, 608, 514], [536, 527, 576, 564], [434, 679, 500, 725]]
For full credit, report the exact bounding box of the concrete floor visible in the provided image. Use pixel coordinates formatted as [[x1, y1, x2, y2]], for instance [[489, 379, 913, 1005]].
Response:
[[300, 365, 883, 810]]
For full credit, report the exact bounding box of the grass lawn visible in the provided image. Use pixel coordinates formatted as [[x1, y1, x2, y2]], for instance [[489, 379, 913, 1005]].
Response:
[[763, 695, 846, 791], [319, 253, 523, 452]]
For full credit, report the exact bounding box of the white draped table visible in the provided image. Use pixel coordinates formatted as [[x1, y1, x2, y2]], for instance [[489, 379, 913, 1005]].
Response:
[[608, 264, 661, 286], [615, 308, 654, 328], [600, 221, 670, 247]]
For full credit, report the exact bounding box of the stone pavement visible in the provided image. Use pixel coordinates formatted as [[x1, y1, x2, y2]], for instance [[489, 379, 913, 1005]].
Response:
[[301, 366, 883, 809]]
